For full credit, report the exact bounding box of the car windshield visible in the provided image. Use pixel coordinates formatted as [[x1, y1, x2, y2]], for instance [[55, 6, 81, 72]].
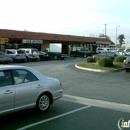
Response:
[[125, 49, 130, 52], [118, 49, 124, 52], [31, 50, 38, 53], [39, 51, 46, 54], [0, 52, 5, 55], [17, 50, 25, 54]]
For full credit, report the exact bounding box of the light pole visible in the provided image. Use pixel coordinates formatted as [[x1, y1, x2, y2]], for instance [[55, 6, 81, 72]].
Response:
[[116, 25, 120, 44], [104, 24, 107, 37]]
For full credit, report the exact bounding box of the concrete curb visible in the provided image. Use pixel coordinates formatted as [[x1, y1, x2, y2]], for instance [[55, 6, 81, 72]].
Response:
[[75, 64, 124, 72]]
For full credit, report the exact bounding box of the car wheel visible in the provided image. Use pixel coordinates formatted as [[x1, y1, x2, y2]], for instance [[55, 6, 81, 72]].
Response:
[[54, 56, 58, 60], [36, 93, 51, 112], [24, 58, 27, 62], [126, 68, 129, 72], [84, 54, 87, 58]]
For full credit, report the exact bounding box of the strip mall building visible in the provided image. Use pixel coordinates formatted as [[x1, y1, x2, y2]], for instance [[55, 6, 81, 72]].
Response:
[[0, 29, 112, 53]]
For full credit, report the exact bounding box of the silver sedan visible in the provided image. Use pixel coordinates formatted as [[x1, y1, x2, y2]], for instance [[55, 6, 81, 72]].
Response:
[[0, 51, 13, 63], [0, 65, 63, 115]]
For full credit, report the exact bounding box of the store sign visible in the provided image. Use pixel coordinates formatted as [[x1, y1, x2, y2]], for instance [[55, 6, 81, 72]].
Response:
[[0, 38, 9, 43], [22, 39, 43, 44], [96, 41, 111, 44]]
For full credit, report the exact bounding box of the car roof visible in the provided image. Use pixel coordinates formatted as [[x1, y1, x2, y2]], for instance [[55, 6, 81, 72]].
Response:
[[19, 48, 38, 49], [0, 65, 29, 71]]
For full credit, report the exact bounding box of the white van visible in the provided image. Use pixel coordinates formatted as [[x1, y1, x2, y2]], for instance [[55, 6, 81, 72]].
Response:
[[96, 48, 114, 53]]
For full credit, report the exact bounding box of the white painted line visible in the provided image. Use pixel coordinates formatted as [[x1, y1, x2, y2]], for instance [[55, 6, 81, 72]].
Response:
[[17, 106, 91, 130], [61, 94, 130, 113]]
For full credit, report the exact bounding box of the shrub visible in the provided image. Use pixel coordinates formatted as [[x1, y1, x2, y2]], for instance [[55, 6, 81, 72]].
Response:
[[98, 57, 113, 67], [86, 56, 95, 63], [96, 57, 101, 63], [114, 56, 126, 62]]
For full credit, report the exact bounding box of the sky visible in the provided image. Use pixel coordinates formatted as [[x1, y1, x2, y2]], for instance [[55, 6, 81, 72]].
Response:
[[0, 0, 130, 44]]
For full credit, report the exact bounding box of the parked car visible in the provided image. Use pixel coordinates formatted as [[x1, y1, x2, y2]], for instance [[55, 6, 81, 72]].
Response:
[[96, 47, 115, 53], [0, 65, 63, 115], [92, 52, 118, 59], [124, 48, 130, 56], [5, 49, 27, 62], [71, 47, 95, 57], [0, 51, 13, 63], [19, 48, 40, 61], [116, 48, 125, 55], [39, 51, 50, 60], [123, 56, 130, 72]]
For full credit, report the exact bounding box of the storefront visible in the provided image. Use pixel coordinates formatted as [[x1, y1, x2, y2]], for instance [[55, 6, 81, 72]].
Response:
[[69, 42, 96, 51], [0, 29, 112, 52], [0, 38, 9, 51], [0, 39, 43, 51], [21, 39, 43, 50]]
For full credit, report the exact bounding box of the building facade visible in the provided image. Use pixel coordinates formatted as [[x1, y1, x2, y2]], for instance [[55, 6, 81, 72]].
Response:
[[0, 29, 112, 52]]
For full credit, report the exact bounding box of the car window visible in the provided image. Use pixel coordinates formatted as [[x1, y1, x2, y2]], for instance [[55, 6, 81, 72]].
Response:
[[126, 49, 130, 52], [40, 52, 46, 54], [0, 70, 13, 87], [17, 50, 25, 54], [0, 52, 5, 55], [99, 52, 106, 55], [12, 69, 38, 84], [97, 48, 103, 50], [6, 50, 15, 54], [25, 50, 30, 53], [118, 49, 124, 52], [31, 50, 38, 53]]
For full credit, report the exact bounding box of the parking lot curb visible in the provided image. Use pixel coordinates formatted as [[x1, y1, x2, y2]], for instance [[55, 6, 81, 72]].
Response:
[[75, 64, 124, 72]]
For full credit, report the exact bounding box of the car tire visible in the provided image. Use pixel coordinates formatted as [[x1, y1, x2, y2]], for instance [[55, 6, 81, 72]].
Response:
[[54, 56, 58, 60], [126, 68, 129, 72], [36, 93, 51, 112], [26, 56, 30, 61], [84, 54, 87, 58]]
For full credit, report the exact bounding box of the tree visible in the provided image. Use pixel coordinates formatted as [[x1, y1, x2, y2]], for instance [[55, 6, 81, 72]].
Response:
[[117, 34, 125, 47], [99, 34, 110, 40]]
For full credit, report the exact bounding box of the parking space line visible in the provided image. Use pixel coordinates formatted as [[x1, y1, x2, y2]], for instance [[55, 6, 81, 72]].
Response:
[[61, 94, 130, 113], [17, 106, 91, 130]]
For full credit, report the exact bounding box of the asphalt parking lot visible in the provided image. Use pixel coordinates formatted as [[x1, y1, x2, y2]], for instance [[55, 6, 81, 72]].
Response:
[[1, 57, 130, 130], [0, 100, 130, 130]]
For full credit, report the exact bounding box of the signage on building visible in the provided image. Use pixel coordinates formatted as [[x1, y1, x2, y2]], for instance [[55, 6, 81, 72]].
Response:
[[22, 39, 43, 44], [96, 41, 111, 44], [0, 38, 9, 43]]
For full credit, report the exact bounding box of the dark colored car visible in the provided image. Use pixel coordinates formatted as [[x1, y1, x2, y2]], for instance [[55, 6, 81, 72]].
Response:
[[92, 52, 118, 59], [123, 56, 130, 72], [39, 51, 50, 60], [71, 48, 95, 57]]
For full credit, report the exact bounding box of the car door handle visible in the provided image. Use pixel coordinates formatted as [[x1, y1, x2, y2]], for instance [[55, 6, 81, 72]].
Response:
[[36, 85, 43, 88], [4, 90, 13, 94]]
